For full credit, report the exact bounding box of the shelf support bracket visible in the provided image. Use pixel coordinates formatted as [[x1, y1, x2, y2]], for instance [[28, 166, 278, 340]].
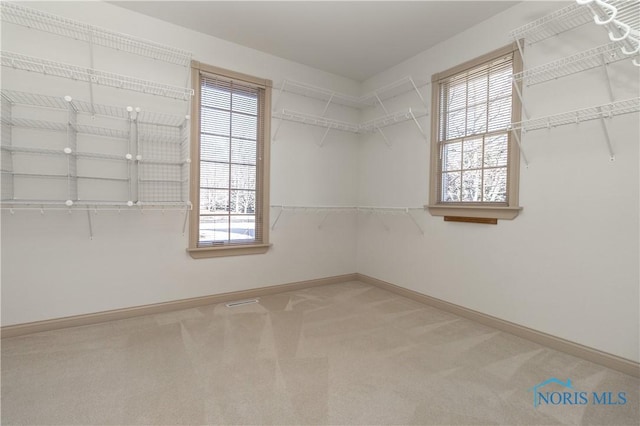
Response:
[[272, 80, 287, 112], [271, 206, 284, 230], [409, 109, 428, 141], [374, 92, 389, 115], [405, 208, 424, 235], [510, 127, 529, 167], [512, 78, 530, 119], [317, 211, 330, 230], [2, 95, 15, 200], [182, 206, 189, 235], [272, 116, 283, 142], [87, 29, 97, 117], [377, 127, 392, 147], [318, 126, 331, 147], [86, 209, 94, 240], [321, 92, 335, 116], [409, 77, 427, 107], [601, 58, 615, 103], [374, 212, 390, 232], [597, 107, 615, 161], [66, 98, 78, 202], [515, 37, 526, 69]]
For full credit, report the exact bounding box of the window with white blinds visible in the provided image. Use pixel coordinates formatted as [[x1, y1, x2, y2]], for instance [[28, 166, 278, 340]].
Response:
[[429, 43, 523, 220], [189, 62, 271, 257]]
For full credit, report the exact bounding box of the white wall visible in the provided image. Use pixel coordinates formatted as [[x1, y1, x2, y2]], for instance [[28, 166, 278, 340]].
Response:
[[1, 1, 359, 325], [357, 1, 640, 362]]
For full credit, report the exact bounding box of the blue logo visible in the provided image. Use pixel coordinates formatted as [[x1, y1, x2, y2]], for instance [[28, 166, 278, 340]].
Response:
[[528, 377, 627, 408]]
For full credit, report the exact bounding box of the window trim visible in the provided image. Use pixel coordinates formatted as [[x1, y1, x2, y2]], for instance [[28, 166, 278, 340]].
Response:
[[187, 61, 272, 258], [426, 42, 523, 220]]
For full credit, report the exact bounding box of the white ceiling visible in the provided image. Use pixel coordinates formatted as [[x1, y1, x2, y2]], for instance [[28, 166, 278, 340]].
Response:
[[111, 1, 520, 81]]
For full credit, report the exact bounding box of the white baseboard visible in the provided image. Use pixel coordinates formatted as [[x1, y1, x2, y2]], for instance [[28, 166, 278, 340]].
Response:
[[356, 273, 639, 378], [0, 273, 358, 339]]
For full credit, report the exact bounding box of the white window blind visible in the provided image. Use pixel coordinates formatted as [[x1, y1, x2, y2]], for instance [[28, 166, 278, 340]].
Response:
[[198, 75, 265, 246], [437, 54, 514, 204]]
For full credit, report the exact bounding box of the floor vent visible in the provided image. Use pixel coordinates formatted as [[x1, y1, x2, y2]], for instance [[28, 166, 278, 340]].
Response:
[[225, 299, 259, 308]]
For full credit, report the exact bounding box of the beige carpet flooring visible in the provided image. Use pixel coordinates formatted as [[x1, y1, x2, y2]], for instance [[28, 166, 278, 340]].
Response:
[[1, 281, 638, 425]]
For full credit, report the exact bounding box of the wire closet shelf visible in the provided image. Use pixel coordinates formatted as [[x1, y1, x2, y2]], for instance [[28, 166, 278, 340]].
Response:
[[1, 89, 191, 211], [0, 52, 194, 101], [269, 205, 425, 234], [510, 0, 639, 65], [1, 89, 190, 127], [0, 1, 192, 67], [509, 97, 640, 133], [510, 3, 594, 45], [277, 76, 428, 109], [274, 75, 429, 140], [513, 41, 635, 86]]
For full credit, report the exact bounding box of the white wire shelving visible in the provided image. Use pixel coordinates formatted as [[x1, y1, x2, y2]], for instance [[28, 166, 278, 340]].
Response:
[[273, 76, 429, 145], [510, 97, 639, 133], [4, 172, 128, 181], [0, 198, 192, 212], [360, 76, 428, 107], [2, 89, 190, 127], [276, 80, 363, 109], [137, 158, 189, 166], [510, 3, 593, 46], [137, 123, 187, 144], [508, 0, 640, 164], [2, 199, 190, 207], [137, 110, 189, 127], [1, 145, 127, 161], [276, 76, 427, 110], [1, 199, 192, 211], [273, 107, 429, 145], [581, 0, 640, 66], [0, 1, 192, 67], [1, 51, 194, 100], [8, 117, 130, 140], [1, 89, 191, 212], [2, 145, 68, 157], [513, 41, 635, 86], [359, 108, 428, 140], [273, 109, 359, 134], [510, 1, 639, 60], [1, 3, 193, 236], [269, 204, 425, 234], [510, 97, 639, 161]]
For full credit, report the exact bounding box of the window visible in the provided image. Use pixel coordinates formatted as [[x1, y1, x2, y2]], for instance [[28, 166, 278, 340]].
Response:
[[428, 43, 523, 220], [188, 61, 271, 258]]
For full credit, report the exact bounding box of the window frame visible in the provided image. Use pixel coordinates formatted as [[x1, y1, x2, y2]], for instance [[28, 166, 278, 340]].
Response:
[[187, 61, 272, 258], [427, 42, 523, 220]]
